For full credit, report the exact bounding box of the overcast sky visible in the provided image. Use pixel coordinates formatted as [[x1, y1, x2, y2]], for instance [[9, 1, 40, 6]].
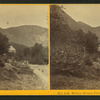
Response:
[[63, 4, 100, 27], [0, 5, 48, 28]]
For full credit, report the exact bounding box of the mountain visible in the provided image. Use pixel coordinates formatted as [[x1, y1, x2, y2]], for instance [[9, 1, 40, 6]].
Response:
[[0, 25, 48, 47], [77, 21, 100, 40], [50, 5, 79, 31], [78, 21, 94, 32], [51, 5, 100, 41]]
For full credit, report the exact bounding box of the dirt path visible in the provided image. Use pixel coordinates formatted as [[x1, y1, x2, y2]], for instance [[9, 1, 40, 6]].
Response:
[[34, 69, 48, 84], [29, 64, 48, 89]]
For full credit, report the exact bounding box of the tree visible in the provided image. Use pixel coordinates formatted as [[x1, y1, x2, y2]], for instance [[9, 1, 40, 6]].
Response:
[[0, 32, 9, 56], [84, 31, 99, 53], [31, 43, 44, 64], [0, 32, 9, 66], [31, 43, 43, 57], [30, 43, 48, 64], [24, 47, 31, 57]]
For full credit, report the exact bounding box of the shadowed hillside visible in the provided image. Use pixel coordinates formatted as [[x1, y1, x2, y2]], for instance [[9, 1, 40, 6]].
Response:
[[50, 5, 100, 90]]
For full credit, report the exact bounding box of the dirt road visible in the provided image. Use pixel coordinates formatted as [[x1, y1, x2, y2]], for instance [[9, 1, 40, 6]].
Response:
[[29, 64, 48, 89]]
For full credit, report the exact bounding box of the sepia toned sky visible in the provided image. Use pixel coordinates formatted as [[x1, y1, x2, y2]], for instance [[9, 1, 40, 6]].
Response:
[[63, 4, 100, 27], [0, 5, 48, 28]]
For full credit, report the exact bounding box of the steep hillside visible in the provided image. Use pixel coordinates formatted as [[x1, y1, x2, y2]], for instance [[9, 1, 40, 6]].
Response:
[[0, 25, 48, 47], [50, 5, 100, 90], [50, 5, 100, 41], [50, 5, 86, 71], [50, 5, 79, 31]]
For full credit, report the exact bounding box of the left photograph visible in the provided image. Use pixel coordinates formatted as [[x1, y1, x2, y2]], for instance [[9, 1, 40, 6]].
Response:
[[0, 5, 48, 90]]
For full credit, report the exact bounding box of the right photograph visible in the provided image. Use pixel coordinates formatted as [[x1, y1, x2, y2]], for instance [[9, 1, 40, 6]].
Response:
[[50, 4, 100, 89]]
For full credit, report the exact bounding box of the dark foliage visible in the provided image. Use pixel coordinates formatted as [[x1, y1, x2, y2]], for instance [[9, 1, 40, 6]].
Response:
[[0, 33, 9, 67], [24, 43, 48, 65], [50, 5, 99, 76], [0, 32, 9, 56], [12, 42, 48, 65], [11, 43, 27, 61]]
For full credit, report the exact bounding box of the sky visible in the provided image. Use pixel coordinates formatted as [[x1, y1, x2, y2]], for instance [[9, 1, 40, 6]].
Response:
[[0, 5, 48, 28], [63, 4, 100, 27]]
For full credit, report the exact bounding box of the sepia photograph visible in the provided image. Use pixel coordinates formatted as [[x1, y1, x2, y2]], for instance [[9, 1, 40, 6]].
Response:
[[0, 5, 48, 90], [50, 4, 100, 89]]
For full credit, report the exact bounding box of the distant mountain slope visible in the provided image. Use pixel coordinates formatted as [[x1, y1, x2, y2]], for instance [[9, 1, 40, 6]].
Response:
[[78, 21, 94, 32], [77, 21, 100, 40], [0, 25, 48, 47]]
